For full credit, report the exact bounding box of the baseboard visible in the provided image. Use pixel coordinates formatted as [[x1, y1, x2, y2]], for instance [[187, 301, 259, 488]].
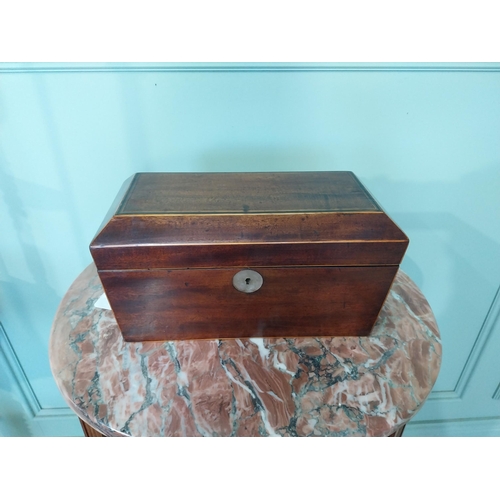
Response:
[[31, 412, 84, 437], [405, 417, 500, 437]]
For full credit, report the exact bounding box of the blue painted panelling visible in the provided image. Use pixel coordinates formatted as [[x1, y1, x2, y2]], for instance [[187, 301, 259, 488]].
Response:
[[0, 65, 499, 423], [0, 323, 82, 436]]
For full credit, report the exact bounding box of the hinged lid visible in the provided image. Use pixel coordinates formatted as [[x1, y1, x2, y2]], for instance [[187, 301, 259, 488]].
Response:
[[90, 172, 409, 270]]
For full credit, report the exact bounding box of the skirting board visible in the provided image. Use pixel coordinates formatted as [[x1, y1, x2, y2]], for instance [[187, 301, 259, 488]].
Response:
[[25, 413, 500, 437], [405, 417, 500, 437]]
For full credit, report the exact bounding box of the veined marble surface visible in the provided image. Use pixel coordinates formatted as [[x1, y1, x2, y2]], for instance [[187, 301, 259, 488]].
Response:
[[49, 264, 441, 437]]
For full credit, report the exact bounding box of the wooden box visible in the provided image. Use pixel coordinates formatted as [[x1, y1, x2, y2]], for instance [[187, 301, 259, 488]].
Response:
[[90, 172, 408, 341]]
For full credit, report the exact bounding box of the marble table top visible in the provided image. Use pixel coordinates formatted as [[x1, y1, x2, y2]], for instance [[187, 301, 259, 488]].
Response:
[[49, 264, 441, 437]]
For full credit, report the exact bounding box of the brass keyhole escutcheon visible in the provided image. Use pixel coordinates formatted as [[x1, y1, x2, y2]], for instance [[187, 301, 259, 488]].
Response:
[[233, 270, 263, 293]]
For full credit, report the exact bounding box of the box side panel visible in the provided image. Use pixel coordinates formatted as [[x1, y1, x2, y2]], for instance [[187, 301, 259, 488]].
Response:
[[98, 266, 398, 341], [89, 174, 138, 243]]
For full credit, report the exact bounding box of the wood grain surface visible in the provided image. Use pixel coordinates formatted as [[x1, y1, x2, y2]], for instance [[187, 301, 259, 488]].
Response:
[[91, 212, 408, 269], [90, 172, 408, 341], [99, 266, 398, 341], [117, 171, 381, 214]]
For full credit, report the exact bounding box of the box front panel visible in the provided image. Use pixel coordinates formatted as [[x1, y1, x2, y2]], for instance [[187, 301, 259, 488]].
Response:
[[98, 266, 398, 341], [90, 212, 409, 270]]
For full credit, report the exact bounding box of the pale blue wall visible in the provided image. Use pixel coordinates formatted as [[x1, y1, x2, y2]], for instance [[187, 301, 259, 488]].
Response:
[[1, 64, 499, 433]]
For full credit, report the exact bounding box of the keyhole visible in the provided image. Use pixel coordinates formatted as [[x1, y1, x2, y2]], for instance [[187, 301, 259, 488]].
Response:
[[233, 270, 263, 293]]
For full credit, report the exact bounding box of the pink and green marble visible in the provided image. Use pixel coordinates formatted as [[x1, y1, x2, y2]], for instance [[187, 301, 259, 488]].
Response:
[[49, 264, 441, 436]]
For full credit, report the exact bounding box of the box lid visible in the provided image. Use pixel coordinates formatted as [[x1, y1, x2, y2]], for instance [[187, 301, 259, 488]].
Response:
[[90, 172, 409, 270]]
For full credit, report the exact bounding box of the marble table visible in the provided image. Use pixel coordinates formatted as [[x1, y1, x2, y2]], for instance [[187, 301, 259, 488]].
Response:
[[49, 264, 441, 437]]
